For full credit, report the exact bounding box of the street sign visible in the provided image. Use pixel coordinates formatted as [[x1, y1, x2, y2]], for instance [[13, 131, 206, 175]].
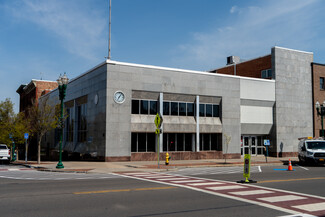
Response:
[[24, 133, 29, 139], [243, 154, 251, 179], [154, 113, 163, 128], [264, 139, 270, 146]]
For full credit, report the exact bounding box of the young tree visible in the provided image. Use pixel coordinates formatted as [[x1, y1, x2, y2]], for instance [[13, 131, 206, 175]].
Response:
[[0, 98, 27, 147], [224, 133, 232, 164], [28, 97, 59, 164]]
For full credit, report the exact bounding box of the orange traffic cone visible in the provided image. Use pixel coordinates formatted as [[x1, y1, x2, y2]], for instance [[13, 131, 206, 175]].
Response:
[[287, 159, 293, 171]]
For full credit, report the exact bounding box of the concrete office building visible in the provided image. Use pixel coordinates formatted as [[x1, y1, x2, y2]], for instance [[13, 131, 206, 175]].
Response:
[[38, 46, 313, 161], [212, 47, 314, 157]]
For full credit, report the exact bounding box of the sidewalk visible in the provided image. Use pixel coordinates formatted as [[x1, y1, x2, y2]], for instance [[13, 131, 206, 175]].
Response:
[[13, 156, 297, 174]]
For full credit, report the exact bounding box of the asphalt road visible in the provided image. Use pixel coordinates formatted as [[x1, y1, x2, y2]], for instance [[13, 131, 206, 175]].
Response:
[[0, 163, 324, 217]]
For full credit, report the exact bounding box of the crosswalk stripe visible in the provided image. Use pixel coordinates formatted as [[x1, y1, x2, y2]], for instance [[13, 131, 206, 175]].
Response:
[[188, 182, 223, 186], [292, 202, 325, 212], [117, 172, 325, 215], [171, 180, 205, 183], [257, 195, 306, 203], [206, 185, 247, 191], [167, 166, 262, 176], [157, 177, 188, 181], [229, 190, 274, 196], [123, 172, 151, 175], [145, 176, 173, 178]]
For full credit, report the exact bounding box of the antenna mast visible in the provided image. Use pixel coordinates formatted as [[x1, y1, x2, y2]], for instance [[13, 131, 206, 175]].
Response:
[[108, 0, 111, 60]]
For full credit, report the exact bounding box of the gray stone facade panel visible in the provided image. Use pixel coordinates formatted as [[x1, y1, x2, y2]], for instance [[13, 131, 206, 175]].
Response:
[[272, 47, 313, 155]]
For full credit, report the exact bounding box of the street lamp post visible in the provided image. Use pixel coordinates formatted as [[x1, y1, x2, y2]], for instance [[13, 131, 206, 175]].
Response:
[[315, 101, 325, 137], [56, 73, 69, 169]]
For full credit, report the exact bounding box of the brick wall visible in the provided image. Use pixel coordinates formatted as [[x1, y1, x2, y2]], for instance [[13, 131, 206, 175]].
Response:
[[213, 55, 272, 79], [35, 81, 58, 103], [312, 63, 325, 137], [17, 80, 58, 113]]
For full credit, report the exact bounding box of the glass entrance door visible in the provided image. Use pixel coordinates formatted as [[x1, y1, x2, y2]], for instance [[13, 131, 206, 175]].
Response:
[[242, 136, 257, 156]]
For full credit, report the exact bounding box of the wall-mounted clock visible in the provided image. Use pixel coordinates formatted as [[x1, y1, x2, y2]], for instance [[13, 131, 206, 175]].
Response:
[[114, 91, 125, 104]]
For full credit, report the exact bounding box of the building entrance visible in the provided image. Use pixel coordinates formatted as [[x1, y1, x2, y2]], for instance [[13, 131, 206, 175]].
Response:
[[241, 136, 265, 156]]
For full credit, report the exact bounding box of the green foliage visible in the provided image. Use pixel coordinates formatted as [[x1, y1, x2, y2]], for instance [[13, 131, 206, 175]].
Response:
[[28, 96, 60, 164], [0, 98, 28, 147]]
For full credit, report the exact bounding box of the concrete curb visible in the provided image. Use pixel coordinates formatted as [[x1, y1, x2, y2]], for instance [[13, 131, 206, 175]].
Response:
[[9, 158, 294, 174]]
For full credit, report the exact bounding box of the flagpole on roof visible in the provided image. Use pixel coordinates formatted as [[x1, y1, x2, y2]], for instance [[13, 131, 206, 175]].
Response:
[[108, 0, 111, 60]]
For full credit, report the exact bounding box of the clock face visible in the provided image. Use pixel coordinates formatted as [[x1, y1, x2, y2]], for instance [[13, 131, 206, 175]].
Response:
[[114, 91, 125, 104]]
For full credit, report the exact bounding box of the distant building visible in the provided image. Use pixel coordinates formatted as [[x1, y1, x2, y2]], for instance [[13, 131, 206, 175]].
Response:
[[16, 79, 58, 160], [312, 63, 325, 138], [16, 79, 58, 113]]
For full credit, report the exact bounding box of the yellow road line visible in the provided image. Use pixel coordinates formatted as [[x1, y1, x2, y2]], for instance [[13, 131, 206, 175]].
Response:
[[74, 186, 177, 195], [258, 177, 325, 183]]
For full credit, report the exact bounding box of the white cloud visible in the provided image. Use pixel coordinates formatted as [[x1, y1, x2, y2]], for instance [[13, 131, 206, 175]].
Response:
[[230, 6, 238, 14], [7, 0, 107, 62], [173, 0, 321, 71]]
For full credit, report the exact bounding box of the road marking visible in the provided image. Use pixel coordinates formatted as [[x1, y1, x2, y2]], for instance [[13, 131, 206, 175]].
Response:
[[74, 186, 177, 195], [258, 177, 325, 183], [206, 185, 247, 191], [157, 177, 188, 181], [258, 166, 262, 172], [292, 202, 325, 212], [230, 190, 274, 196], [170, 165, 262, 176], [188, 182, 223, 186], [123, 172, 151, 175], [145, 176, 173, 178], [258, 195, 306, 203], [279, 214, 317, 217], [171, 180, 205, 183], [298, 165, 309, 170], [117, 172, 325, 216]]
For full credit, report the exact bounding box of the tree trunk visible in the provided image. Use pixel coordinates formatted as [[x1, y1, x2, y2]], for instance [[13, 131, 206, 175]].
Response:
[[37, 135, 43, 164]]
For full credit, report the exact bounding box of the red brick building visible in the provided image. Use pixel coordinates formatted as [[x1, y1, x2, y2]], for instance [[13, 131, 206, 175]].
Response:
[[16, 79, 58, 113], [210, 55, 272, 79], [312, 63, 325, 137]]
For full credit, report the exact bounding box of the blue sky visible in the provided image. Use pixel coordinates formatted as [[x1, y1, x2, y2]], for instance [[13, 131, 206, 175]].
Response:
[[1, 0, 324, 112]]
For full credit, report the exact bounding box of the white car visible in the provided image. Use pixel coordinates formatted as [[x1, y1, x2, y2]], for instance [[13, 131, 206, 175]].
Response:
[[0, 144, 10, 164], [298, 139, 325, 165]]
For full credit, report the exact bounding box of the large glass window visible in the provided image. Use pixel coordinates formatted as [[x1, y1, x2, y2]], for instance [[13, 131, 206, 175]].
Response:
[[199, 104, 205, 117], [169, 133, 176, 151], [77, 104, 87, 143], [213, 105, 219, 117], [200, 133, 220, 151], [147, 133, 156, 152], [206, 104, 212, 117], [149, 100, 157, 115], [179, 103, 186, 116], [187, 103, 194, 116], [163, 101, 170, 115], [131, 133, 137, 152], [177, 133, 184, 151], [66, 107, 74, 142], [138, 133, 146, 152], [203, 134, 210, 150], [140, 100, 148, 114], [133, 98, 220, 118], [171, 102, 178, 116], [132, 100, 139, 114], [131, 133, 156, 152], [185, 134, 192, 151]]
